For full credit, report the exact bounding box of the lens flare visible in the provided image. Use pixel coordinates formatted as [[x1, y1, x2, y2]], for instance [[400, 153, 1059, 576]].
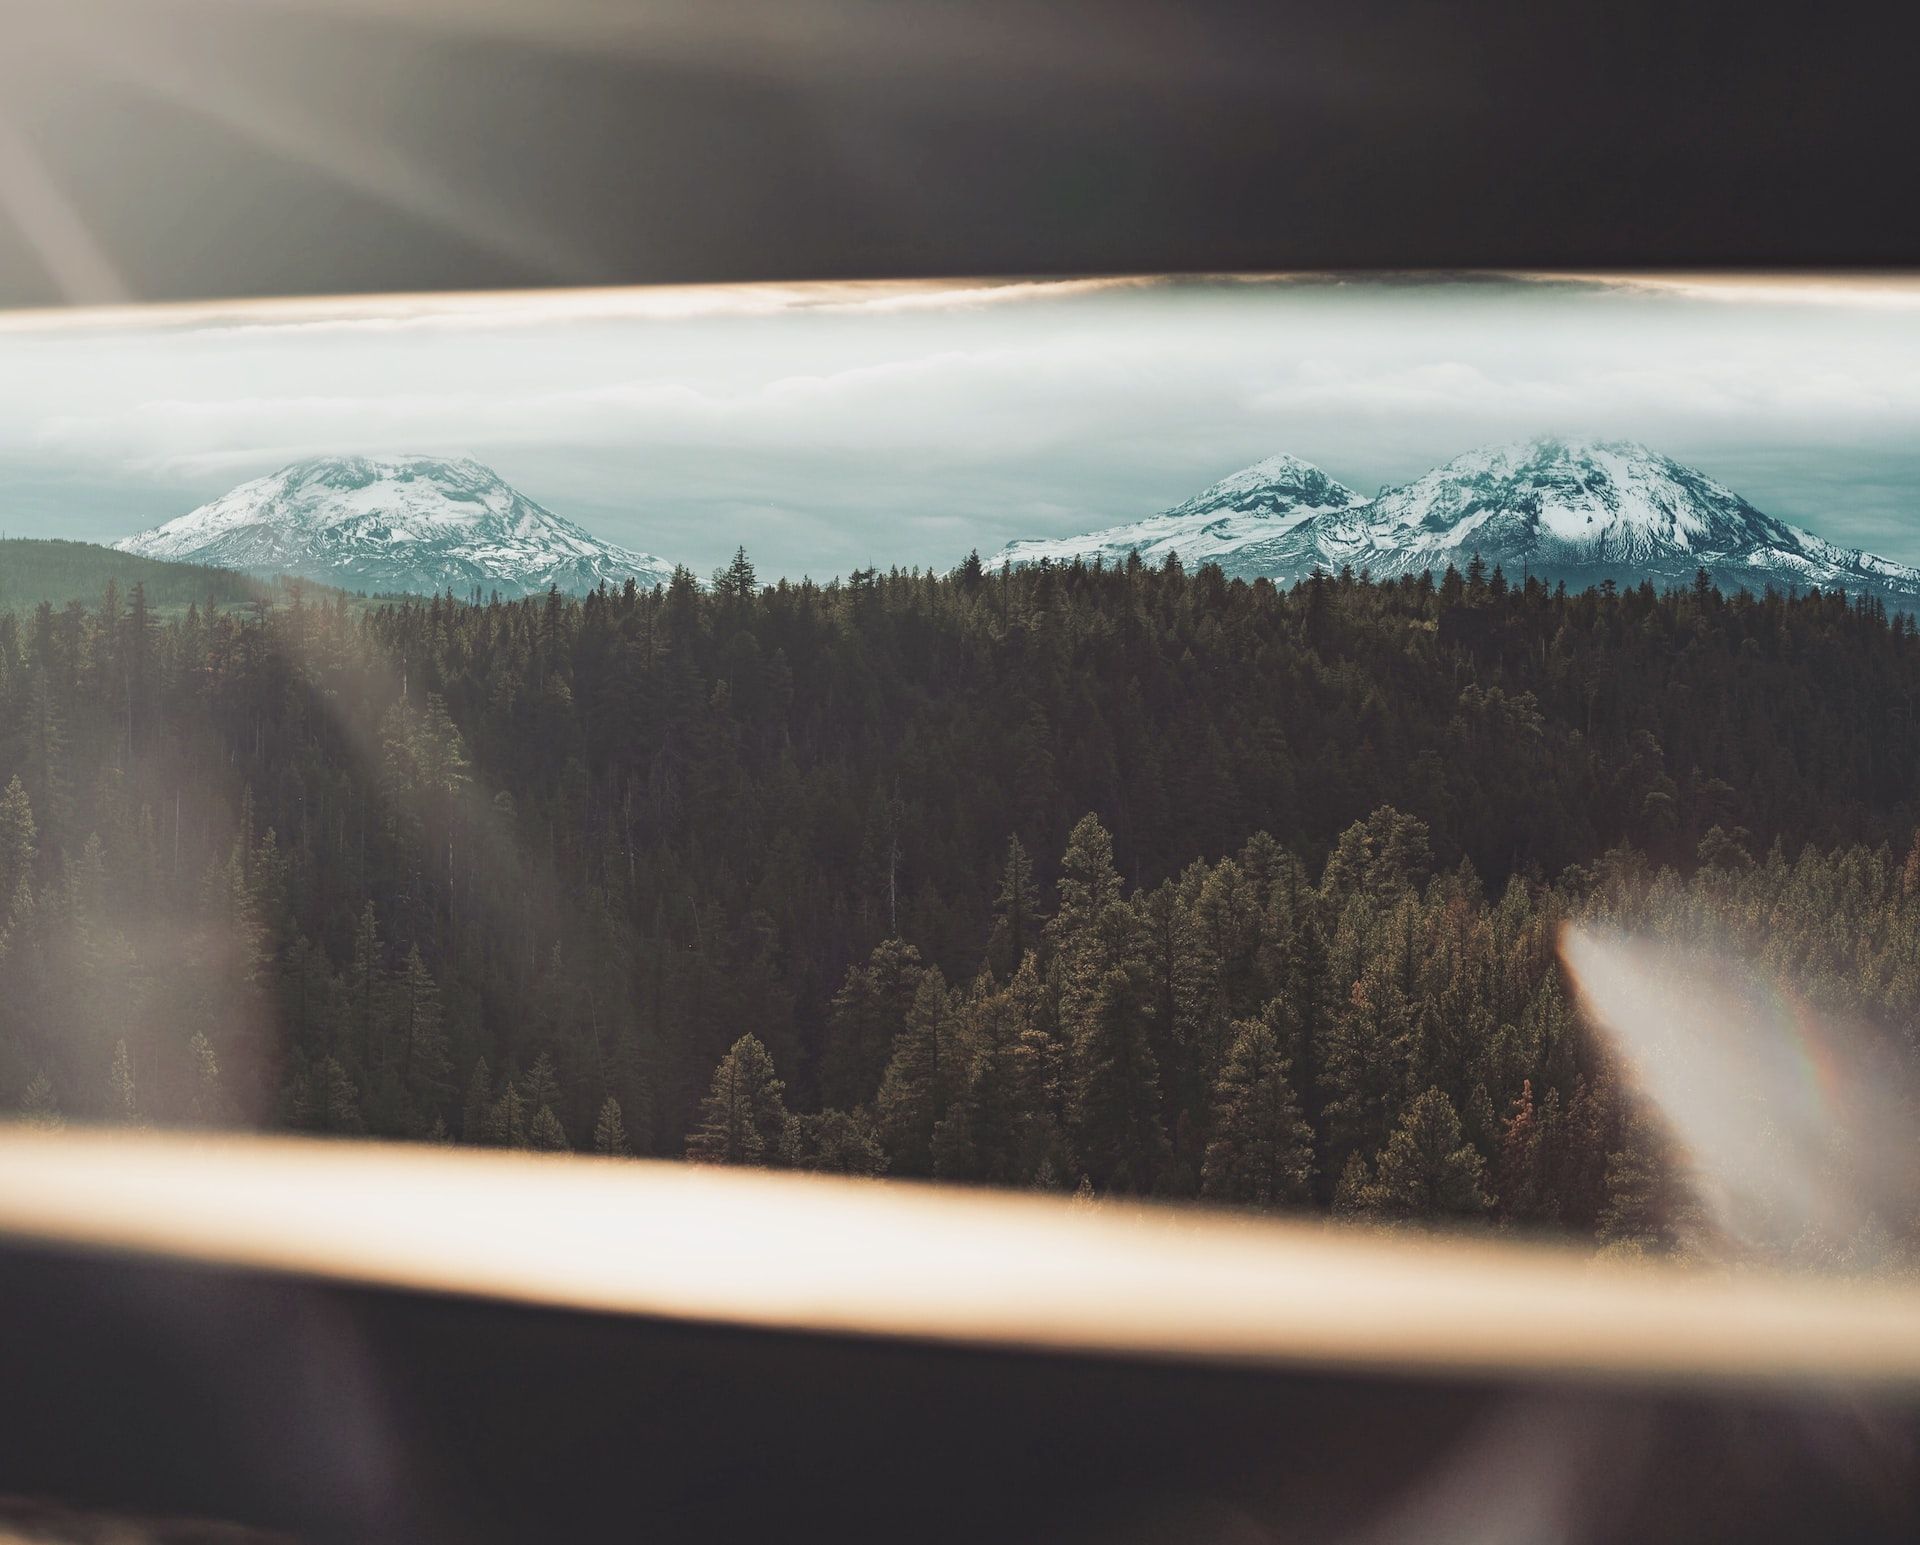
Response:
[[1560, 924, 1916, 1262]]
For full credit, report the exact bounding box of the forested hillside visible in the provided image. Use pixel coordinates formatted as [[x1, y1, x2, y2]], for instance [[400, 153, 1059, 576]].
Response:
[[0, 538, 269, 613], [3, 552, 1919, 1262]]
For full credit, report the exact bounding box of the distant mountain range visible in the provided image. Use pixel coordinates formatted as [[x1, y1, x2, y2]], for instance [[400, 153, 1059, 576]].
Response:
[[107, 441, 1920, 609], [1000, 438, 1920, 608], [115, 456, 677, 599]]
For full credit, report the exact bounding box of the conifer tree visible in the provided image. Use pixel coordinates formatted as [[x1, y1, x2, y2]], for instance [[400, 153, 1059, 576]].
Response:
[[1597, 1107, 1686, 1254], [784, 1108, 889, 1175], [2, 866, 32, 951], [295, 1056, 363, 1134], [0, 775, 35, 903], [124, 580, 157, 752], [21, 1071, 61, 1130], [393, 944, 451, 1119], [206, 827, 270, 992], [1138, 875, 1214, 1130], [1320, 807, 1433, 906], [821, 938, 925, 1109], [1558, 1074, 1616, 1230], [348, 901, 383, 1068], [416, 694, 472, 801], [714, 546, 758, 602], [1027, 821, 1168, 1192], [22, 665, 71, 829], [187, 1029, 222, 1125], [1200, 1019, 1313, 1207], [686, 1034, 788, 1165], [1332, 1153, 1375, 1217], [1498, 1079, 1542, 1221], [933, 969, 1039, 1183], [1066, 965, 1170, 1194], [1462, 1082, 1498, 1165], [985, 834, 1042, 980], [1271, 899, 1332, 1128], [1001, 952, 1074, 1185], [487, 1080, 529, 1148], [1369, 1087, 1489, 1220], [1902, 829, 1920, 899], [1192, 857, 1268, 1024], [1321, 973, 1413, 1169], [525, 1051, 563, 1126], [593, 1095, 631, 1157], [529, 1104, 569, 1152], [462, 1056, 493, 1144], [875, 970, 957, 1176], [107, 1038, 136, 1124], [1048, 814, 1126, 969]]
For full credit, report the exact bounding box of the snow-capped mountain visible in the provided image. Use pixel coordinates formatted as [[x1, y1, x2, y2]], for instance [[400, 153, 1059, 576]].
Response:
[[996, 453, 1364, 573], [1002, 438, 1920, 607], [116, 456, 678, 598]]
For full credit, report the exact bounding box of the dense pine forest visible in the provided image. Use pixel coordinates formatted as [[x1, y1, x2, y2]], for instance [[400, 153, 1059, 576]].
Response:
[[0, 539, 270, 613], [4, 550, 1920, 1262]]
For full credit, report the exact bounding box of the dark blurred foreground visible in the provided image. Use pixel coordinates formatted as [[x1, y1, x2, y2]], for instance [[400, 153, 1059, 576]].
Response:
[[4, 1239, 1919, 1545], [2, 1130, 1919, 1544]]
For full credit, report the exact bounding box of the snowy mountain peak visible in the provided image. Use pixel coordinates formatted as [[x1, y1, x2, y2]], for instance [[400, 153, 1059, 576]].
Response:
[[1168, 451, 1364, 517], [1336, 436, 1802, 562], [115, 455, 678, 598], [997, 451, 1361, 572], [275, 452, 493, 497]]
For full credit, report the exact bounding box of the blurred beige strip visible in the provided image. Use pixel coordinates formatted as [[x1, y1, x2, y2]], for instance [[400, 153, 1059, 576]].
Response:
[[2, 1124, 1918, 1390]]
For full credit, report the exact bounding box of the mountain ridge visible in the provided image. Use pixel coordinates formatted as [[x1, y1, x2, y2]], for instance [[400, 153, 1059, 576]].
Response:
[[997, 437, 1920, 607]]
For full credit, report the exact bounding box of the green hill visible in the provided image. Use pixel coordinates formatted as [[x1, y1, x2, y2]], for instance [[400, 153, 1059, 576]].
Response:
[[0, 538, 269, 613]]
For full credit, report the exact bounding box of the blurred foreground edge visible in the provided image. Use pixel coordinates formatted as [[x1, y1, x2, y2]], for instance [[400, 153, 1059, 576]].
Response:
[[1, 1126, 1917, 1544]]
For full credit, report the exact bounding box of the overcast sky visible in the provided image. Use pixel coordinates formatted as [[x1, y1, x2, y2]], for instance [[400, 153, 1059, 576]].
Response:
[[4, 272, 1919, 581]]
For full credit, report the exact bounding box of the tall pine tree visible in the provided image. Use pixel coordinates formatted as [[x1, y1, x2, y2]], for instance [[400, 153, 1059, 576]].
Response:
[[1200, 1019, 1313, 1207], [686, 1035, 788, 1165]]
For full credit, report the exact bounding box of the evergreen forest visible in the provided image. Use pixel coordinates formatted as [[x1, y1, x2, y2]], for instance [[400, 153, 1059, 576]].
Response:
[[5, 548, 1920, 1264]]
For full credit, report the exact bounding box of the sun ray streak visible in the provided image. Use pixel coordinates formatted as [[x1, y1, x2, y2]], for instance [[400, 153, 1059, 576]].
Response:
[[68, 17, 597, 285], [0, 113, 129, 305]]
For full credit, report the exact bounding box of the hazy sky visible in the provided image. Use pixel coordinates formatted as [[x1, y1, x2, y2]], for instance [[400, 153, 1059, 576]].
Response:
[[3, 272, 1919, 580]]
